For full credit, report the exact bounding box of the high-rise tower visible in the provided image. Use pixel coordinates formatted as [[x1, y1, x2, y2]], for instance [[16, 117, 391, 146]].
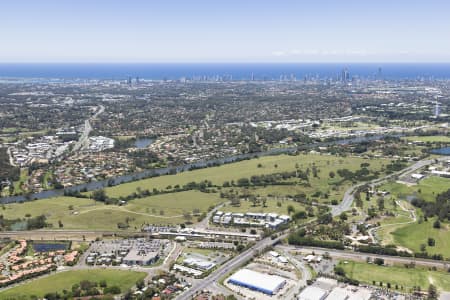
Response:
[[435, 102, 440, 117]]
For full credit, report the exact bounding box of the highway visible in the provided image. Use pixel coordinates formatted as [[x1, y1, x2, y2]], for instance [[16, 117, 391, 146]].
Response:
[[176, 237, 277, 300], [71, 104, 104, 152], [177, 155, 447, 299], [0, 155, 445, 298], [276, 245, 450, 269], [1, 152, 442, 299]]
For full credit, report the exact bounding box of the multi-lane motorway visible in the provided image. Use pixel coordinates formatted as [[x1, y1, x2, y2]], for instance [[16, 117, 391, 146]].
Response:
[[177, 156, 446, 299], [0, 155, 445, 299]]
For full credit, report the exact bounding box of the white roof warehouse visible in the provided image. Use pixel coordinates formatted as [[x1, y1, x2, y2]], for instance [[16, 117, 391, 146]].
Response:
[[228, 268, 286, 295]]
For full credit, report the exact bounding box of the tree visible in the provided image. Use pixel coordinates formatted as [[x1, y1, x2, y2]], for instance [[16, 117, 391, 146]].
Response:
[[334, 266, 346, 276], [136, 279, 145, 290], [354, 191, 363, 208], [105, 285, 121, 295], [237, 178, 249, 186], [392, 199, 397, 210], [292, 211, 307, 220], [428, 284, 438, 300], [92, 189, 107, 202], [318, 213, 332, 224], [420, 244, 426, 252], [262, 197, 267, 207], [374, 258, 384, 265], [287, 205, 295, 214], [312, 166, 318, 178], [230, 196, 241, 207], [339, 212, 348, 221], [433, 220, 441, 229], [428, 237, 436, 247], [377, 197, 385, 211], [183, 212, 192, 222], [329, 171, 335, 178]]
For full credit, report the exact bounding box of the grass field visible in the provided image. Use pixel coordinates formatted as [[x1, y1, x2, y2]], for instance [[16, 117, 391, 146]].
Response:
[[382, 176, 450, 202], [375, 177, 450, 252], [392, 218, 450, 258], [1, 190, 223, 230], [402, 135, 450, 143], [105, 154, 391, 202], [340, 261, 450, 292], [221, 198, 310, 215], [1, 154, 392, 230], [13, 168, 29, 195], [0, 269, 146, 298]]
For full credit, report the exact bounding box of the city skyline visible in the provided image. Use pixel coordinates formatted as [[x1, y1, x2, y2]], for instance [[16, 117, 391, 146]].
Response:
[[1, 0, 450, 63]]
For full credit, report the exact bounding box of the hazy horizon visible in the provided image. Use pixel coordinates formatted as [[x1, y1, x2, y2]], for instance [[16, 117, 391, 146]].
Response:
[[1, 0, 450, 63]]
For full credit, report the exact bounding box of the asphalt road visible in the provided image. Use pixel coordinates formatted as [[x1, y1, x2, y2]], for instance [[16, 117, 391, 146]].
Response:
[[176, 233, 286, 300], [177, 156, 447, 299], [331, 156, 446, 216], [0, 156, 446, 299], [72, 104, 104, 152], [277, 245, 450, 269]]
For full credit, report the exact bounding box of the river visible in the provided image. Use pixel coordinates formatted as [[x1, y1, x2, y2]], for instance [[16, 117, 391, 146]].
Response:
[[0, 134, 398, 204]]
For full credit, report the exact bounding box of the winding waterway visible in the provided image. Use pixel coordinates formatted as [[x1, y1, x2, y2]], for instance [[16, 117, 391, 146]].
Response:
[[0, 134, 399, 204]]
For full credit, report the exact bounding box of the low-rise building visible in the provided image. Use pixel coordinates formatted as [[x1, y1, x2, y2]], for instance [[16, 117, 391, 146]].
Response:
[[228, 268, 286, 295]]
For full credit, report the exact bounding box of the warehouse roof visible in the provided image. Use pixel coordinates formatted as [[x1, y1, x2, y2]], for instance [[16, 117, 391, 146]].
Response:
[[298, 286, 328, 300], [228, 269, 285, 294], [325, 288, 348, 300]]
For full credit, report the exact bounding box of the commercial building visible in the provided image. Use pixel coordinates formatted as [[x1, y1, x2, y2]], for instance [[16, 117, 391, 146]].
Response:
[[325, 288, 348, 300], [212, 211, 291, 229], [123, 249, 159, 266], [228, 268, 286, 295], [299, 278, 372, 300], [183, 257, 215, 270]]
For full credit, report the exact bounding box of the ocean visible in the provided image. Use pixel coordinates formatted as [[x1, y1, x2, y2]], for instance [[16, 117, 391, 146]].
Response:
[[0, 63, 450, 80]]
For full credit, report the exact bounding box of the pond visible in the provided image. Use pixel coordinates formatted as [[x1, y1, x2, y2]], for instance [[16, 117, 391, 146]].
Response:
[[135, 137, 154, 149], [430, 147, 450, 155], [32, 241, 70, 252]]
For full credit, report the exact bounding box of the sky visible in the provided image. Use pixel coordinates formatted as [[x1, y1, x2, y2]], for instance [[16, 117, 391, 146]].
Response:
[[1, 0, 450, 63]]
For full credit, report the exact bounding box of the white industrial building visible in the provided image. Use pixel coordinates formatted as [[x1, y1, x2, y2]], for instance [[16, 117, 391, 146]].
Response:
[[299, 278, 372, 300], [298, 286, 328, 300], [228, 268, 286, 295], [326, 288, 348, 300]]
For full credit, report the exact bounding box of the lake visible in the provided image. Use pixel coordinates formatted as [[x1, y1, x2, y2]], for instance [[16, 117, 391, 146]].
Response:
[[430, 147, 450, 155], [135, 137, 154, 149], [32, 241, 70, 252]]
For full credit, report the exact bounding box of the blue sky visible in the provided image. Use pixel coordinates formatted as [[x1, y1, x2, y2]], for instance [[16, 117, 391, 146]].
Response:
[[1, 0, 449, 62]]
